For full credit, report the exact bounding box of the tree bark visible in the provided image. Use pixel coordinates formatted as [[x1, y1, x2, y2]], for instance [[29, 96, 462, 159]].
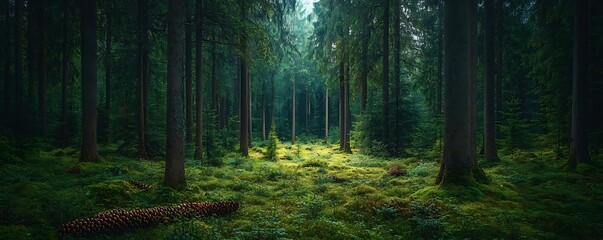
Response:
[[382, 0, 389, 151], [185, 7, 193, 143], [165, 0, 186, 189], [61, 1, 69, 147], [437, 0, 443, 115], [484, 0, 498, 161], [360, 15, 369, 113], [14, 0, 23, 134], [568, 0, 591, 168], [393, 0, 401, 154], [470, 0, 478, 168], [495, 0, 503, 137], [248, 71, 252, 146], [436, 0, 486, 186], [26, 0, 34, 104], [80, 0, 99, 162], [142, 0, 149, 147], [104, 4, 112, 143], [292, 78, 296, 144], [344, 63, 352, 153], [194, 0, 204, 160], [136, 0, 147, 159], [338, 62, 344, 150], [37, 0, 46, 137], [238, 0, 249, 156], [262, 79, 266, 141], [325, 85, 329, 143], [3, 0, 10, 114]]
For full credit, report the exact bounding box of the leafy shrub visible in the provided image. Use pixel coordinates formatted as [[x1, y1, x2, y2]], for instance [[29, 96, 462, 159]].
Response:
[[301, 159, 328, 168], [410, 201, 447, 239], [298, 194, 331, 219]]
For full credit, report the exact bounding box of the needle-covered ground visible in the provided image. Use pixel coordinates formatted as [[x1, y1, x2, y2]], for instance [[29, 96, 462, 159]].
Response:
[[1, 139, 602, 239]]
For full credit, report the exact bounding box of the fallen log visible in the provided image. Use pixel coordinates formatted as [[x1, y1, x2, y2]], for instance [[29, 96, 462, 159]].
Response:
[[58, 201, 239, 238]]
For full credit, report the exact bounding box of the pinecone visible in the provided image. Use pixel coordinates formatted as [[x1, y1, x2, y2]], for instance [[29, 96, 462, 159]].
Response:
[[127, 180, 153, 190], [387, 165, 407, 177], [57, 201, 239, 238]]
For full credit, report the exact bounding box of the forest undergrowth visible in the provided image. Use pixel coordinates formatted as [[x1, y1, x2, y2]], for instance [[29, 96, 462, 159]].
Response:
[[1, 138, 602, 239]]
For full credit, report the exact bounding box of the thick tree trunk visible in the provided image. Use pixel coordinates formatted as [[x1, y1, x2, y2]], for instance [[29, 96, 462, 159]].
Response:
[[185, 8, 193, 143], [484, 0, 498, 161], [104, 7, 112, 143], [194, 0, 204, 160], [165, 0, 186, 189], [80, 0, 99, 162], [436, 0, 486, 186], [37, 0, 46, 137], [382, 0, 389, 150], [470, 0, 478, 168], [136, 0, 147, 159], [61, 2, 69, 147], [569, 0, 591, 168], [393, 0, 401, 154], [238, 0, 249, 156]]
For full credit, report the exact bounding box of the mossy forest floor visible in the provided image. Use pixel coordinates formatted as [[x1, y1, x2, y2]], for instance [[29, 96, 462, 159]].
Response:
[[1, 141, 602, 239]]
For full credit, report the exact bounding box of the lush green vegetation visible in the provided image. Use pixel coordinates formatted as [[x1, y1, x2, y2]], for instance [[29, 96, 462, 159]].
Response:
[[1, 138, 602, 239]]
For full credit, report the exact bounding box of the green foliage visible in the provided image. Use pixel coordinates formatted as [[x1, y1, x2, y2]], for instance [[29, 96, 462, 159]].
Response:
[[500, 97, 533, 151], [265, 125, 279, 161], [203, 111, 225, 167]]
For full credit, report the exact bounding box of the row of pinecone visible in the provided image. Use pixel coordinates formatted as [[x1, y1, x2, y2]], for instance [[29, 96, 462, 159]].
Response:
[[57, 201, 239, 238]]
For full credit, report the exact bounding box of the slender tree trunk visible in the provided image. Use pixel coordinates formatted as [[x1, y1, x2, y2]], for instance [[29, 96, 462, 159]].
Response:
[[325, 85, 329, 144], [165, 0, 186, 189], [3, 0, 10, 114], [26, 0, 34, 105], [14, 0, 25, 135], [271, 76, 275, 127], [436, 0, 486, 186], [185, 8, 193, 143], [344, 63, 352, 153], [292, 79, 296, 144], [382, 0, 390, 150], [136, 0, 147, 158], [484, 0, 498, 161], [248, 71, 252, 146], [262, 79, 266, 140], [37, 0, 46, 137], [104, 6, 112, 143], [569, 0, 591, 168], [437, 0, 443, 115], [142, 0, 150, 149], [393, 0, 401, 154], [211, 41, 218, 114], [61, 1, 69, 147], [238, 0, 249, 156], [495, 0, 503, 137], [338, 62, 344, 150], [80, 0, 99, 162], [194, 0, 204, 160], [470, 0, 478, 168], [360, 16, 369, 113]]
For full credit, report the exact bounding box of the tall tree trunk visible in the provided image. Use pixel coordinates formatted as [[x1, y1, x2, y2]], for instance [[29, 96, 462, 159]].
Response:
[[248, 71, 252, 146], [104, 5, 112, 143], [344, 63, 352, 153], [262, 79, 266, 140], [165, 0, 186, 189], [360, 15, 369, 113], [185, 8, 193, 143], [495, 0, 503, 137], [437, 0, 443, 115], [14, 0, 24, 135], [61, 1, 69, 147], [3, 0, 11, 114], [470, 0, 478, 168], [80, 0, 98, 162], [568, 0, 591, 168], [484, 0, 498, 161], [211, 41, 218, 114], [194, 0, 204, 160], [238, 0, 249, 156], [393, 0, 401, 154], [382, 0, 389, 151], [26, 0, 34, 105], [142, 0, 150, 149], [436, 0, 486, 186], [292, 79, 296, 144], [325, 85, 328, 143], [271, 76, 275, 127], [37, 0, 46, 137], [338, 62, 344, 150], [136, 0, 147, 158]]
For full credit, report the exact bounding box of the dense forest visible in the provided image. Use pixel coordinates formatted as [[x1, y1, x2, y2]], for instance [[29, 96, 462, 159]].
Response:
[[1, 0, 602, 239]]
